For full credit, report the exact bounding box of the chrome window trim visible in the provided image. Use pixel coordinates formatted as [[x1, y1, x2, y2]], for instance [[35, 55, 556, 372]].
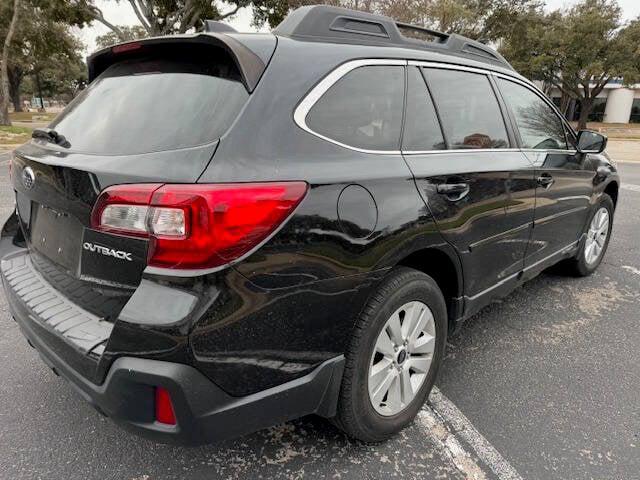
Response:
[[521, 148, 578, 155], [294, 58, 578, 156], [293, 58, 407, 155], [408, 60, 497, 76], [402, 148, 521, 155]]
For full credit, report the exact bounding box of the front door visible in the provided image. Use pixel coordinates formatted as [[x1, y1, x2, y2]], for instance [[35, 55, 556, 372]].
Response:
[[496, 78, 593, 268]]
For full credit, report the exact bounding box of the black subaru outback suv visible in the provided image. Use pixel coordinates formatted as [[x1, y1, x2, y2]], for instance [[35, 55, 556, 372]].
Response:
[[1, 5, 619, 445]]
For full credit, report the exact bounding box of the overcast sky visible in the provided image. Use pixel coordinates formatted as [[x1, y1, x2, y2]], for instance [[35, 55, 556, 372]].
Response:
[[77, 0, 640, 54]]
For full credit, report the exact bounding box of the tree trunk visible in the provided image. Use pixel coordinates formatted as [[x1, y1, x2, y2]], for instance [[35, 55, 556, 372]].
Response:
[[560, 93, 571, 117], [577, 98, 593, 131], [0, 0, 20, 126], [34, 71, 45, 112], [8, 67, 23, 113]]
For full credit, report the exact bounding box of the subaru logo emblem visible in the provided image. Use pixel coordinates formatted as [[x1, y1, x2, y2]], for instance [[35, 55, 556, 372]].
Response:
[[22, 166, 35, 190]]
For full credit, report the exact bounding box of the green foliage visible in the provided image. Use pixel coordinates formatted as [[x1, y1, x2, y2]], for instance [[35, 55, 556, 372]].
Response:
[[95, 25, 148, 49], [1, 0, 86, 110], [501, 0, 640, 127], [0, 125, 32, 145], [28, 0, 96, 28], [112, 0, 251, 35], [295, 0, 543, 41]]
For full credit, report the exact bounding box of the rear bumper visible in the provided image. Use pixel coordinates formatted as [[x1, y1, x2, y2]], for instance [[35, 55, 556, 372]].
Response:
[[12, 303, 343, 445], [1, 218, 345, 445]]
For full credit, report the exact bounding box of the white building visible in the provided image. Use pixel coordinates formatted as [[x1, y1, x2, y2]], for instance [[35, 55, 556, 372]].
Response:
[[548, 81, 640, 124]]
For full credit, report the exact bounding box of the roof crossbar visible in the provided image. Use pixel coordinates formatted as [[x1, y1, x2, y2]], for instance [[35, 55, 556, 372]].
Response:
[[274, 5, 513, 70]]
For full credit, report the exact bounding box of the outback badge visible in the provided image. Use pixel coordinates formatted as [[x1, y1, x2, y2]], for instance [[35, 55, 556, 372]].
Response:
[[83, 242, 133, 261]]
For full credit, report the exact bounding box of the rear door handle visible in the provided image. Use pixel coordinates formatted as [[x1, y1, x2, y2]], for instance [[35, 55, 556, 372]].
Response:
[[537, 173, 554, 188], [436, 182, 470, 201]]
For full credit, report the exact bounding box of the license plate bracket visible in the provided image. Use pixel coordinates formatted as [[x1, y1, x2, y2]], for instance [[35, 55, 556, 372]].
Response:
[[80, 229, 148, 287]]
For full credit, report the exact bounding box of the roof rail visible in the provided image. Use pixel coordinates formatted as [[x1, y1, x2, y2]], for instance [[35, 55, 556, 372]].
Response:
[[274, 5, 513, 70]]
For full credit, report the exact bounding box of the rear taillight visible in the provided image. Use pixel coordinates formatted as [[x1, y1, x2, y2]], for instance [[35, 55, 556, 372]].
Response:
[[91, 182, 308, 270]]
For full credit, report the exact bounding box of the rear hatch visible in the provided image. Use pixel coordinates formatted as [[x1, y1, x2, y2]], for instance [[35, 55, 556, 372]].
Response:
[[11, 37, 264, 320]]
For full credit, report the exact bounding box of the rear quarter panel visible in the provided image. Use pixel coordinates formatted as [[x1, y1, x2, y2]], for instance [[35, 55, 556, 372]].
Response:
[[188, 40, 463, 394]]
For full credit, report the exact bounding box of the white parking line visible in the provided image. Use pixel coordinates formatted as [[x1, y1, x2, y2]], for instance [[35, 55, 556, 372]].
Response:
[[622, 265, 640, 276], [419, 387, 523, 480], [621, 183, 640, 193]]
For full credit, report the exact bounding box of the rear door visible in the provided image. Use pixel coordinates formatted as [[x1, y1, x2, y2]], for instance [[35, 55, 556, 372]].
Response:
[[495, 78, 593, 268], [402, 65, 536, 308], [11, 46, 251, 319]]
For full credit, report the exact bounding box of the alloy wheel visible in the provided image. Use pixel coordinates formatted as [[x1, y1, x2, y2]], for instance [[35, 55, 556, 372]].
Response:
[[368, 301, 436, 416], [584, 207, 609, 266]]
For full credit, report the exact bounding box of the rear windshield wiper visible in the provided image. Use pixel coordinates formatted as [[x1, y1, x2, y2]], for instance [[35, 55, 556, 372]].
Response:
[[32, 128, 71, 148]]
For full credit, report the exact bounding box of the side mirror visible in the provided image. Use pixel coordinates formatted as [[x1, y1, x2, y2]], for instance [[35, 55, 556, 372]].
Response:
[[576, 130, 607, 154]]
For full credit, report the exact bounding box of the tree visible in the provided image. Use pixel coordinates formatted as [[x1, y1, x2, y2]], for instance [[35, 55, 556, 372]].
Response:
[[501, 0, 640, 129], [96, 25, 148, 48], [280, 0, 542, 42], [4, 1, 85, 113], [1, 0, 20, 125], [54, 0, 292, 40], [29, 52, 86, 102]]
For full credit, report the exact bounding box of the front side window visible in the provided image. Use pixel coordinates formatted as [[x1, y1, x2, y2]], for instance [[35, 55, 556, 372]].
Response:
[[423, 69, 509, 149], [306, 65, 404, 151], [497, 79, 568, 150]]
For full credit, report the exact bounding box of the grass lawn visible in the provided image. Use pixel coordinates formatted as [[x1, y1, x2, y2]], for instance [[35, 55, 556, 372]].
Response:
[[9, 111, 57, 123], [0, 125, 31, 145]]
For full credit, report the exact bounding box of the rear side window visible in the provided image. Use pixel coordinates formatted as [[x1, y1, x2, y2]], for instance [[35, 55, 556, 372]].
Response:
[[49, 53, 249, 155], [497, 79, 568, 150], [306, 65, 404, 151], [403, 67, 445, 151], [424, 69, 509, 149]]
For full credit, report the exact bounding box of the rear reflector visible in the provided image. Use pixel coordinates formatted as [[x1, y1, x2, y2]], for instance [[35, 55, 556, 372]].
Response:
[[91, 182, 308, 270], [154, 387, 176, 425]]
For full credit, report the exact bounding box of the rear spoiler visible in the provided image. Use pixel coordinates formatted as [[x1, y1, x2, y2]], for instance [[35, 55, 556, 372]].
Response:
[[86, 33, 276, 93]]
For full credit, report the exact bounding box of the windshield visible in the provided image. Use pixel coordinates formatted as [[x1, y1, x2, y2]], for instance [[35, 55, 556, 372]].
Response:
[[49, 55, 249, 155]]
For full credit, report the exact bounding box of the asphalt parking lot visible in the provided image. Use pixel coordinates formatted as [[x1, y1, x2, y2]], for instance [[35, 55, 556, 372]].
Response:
[[0, 150, 638, 480]]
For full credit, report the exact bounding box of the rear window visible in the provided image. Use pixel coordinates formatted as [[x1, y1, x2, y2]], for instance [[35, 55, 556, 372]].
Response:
[[49, 53, 249, 155], [305, 65, 404, 151]]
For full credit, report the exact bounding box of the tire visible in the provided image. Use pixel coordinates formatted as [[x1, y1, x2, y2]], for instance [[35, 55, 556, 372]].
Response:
[[561, 193, 614, 277], [333, 267, 447, 442]]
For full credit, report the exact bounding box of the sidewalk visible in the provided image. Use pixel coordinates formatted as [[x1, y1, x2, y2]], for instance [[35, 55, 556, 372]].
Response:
[[606, 138, 640, 163]]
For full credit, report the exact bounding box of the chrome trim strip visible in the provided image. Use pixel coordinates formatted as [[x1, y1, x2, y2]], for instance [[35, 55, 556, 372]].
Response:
[[521, 148, 578, 155], [293, 58, 406, 155], [403, 148, 521, 155], [408, 60, 503, 76], [466, 240, 579, 301]]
